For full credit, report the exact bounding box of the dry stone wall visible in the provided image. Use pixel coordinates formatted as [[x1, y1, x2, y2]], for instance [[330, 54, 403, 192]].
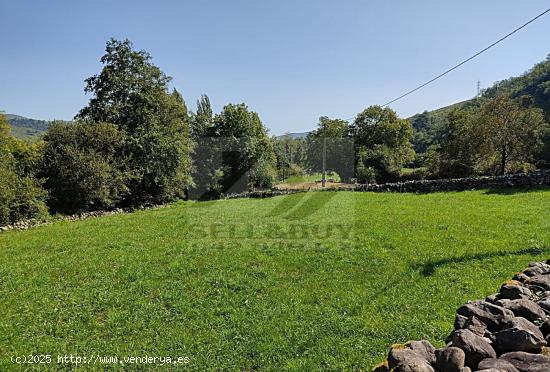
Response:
[[354, 171, 550, 194], [374, 260, 550, 372]]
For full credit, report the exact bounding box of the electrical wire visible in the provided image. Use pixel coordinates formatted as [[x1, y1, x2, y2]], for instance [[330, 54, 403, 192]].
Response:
[[344, 7, 550, 122]]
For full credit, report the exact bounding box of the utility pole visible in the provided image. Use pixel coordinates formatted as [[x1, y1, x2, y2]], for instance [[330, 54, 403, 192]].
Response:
[[288, 144, 292, 180], [322, 122, 326, 189], [477, 80, 481, 97], [286, 142, 291, 182]]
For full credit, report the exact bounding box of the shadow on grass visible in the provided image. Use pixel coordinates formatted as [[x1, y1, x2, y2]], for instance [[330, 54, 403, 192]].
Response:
[[483, 187, 549, 195], [284, 191, 338, 221], [413, 246, 549, 277]]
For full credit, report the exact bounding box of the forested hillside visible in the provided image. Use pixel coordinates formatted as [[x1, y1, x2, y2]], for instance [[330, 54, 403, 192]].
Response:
[[410, 55, 550, 155], [4, 114, 49, 141]]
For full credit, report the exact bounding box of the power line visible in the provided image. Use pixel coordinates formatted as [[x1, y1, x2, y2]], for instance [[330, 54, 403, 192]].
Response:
[[380, 7, 550, 107], [342, 6, 550, 123]]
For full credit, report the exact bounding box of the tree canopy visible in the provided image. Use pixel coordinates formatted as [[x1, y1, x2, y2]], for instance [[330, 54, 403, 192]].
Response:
[[76, 38, 193, 205], [305, 117, 354, 181], [351, 106, 414, 182]]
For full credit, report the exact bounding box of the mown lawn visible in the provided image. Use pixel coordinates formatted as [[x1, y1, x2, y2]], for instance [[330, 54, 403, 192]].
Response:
[[1, 189, 550, 370]]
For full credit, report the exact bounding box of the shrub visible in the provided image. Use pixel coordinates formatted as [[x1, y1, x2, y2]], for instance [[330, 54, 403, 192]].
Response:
[[0, 153, 48, 225], [355, 164, 377, 184], [0, 115, 48, 225], [400, 168, 429, 181], [505, 161, 536, 175], [40, 121, 128, 213]]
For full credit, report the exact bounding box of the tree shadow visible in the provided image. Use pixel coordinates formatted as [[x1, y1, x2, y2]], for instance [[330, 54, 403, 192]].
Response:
[[483, 187, 548, 195], [284, 191, 338, 221], [413, 246, 549, 277]]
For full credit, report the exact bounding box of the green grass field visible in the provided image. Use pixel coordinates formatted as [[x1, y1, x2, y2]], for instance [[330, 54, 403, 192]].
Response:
[[1, 190, 550, 370]]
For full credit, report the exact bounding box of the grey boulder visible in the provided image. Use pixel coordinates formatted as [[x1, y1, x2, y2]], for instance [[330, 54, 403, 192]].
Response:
[[451, 329, 496, 368], [522, 267, 546, 278], [387, 348, 434, 372], [513, 272, 530, 283], [435, 346, 465, 372], [464, 316, 488, 337], [528, 262, 550, 271], [499, 281, 533, 300], [478, 357, 519, 372], [497, 298, 546, 322], [491, 317, 546, 354], [408, 340, 436, 365], [457, 301, 515, 332], [525, 275, 550, 291], [499, 351, 550, 372]]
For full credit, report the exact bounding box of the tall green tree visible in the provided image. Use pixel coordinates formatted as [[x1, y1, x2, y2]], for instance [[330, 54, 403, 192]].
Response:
[[76, 38, 193, 204], [210, 103, 276, 193], [272, 135, 307, 181], [350, 106, 414, 182], [190, 94, 214, 138], [428, 107, 478, 178], [188, 94, 222, 199], [473, 95, 547, 175], [305, 117, 354, 181]]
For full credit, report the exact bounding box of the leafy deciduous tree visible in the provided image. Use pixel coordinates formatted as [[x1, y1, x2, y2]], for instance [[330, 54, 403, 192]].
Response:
[[305, 117, 354, 181], [76, 38, 193, 204], [350, 106, 414, 182], [210, 103, 276, 194], [473, 96, 547, 175]]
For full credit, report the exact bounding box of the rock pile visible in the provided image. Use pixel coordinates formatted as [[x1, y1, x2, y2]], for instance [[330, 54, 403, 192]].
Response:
[[374, 260, 550, 372]]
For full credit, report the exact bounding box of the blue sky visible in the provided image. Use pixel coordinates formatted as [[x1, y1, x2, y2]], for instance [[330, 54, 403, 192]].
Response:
[[1, 0, 549, 134]]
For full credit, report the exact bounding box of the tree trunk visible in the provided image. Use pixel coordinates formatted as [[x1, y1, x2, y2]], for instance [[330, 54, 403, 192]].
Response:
[[500, 146, 507, 176]]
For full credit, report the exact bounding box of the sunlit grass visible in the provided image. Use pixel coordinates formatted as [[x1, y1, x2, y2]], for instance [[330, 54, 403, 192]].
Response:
[[1, 189, 549, 369]]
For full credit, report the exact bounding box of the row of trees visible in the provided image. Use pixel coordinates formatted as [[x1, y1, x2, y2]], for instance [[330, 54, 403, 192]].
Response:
[[0, 116, 47, 224], [273, 94, 549, 184], [272, 106, 415, 184], [0, 39, 276, 225], [429, 96, 547, 178], [188, 95, 276, 199], [2, 40, 548, 226], [411, 54, 550, 177]]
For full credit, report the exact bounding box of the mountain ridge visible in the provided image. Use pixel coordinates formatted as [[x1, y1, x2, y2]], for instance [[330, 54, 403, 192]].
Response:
[[1, 112, 49, 141]]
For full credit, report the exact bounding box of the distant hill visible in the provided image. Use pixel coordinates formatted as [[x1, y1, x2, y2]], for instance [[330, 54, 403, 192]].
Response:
[[277, 132, 309, 140], [409, 54, 550, 153], [2, 113, 49, 141]]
